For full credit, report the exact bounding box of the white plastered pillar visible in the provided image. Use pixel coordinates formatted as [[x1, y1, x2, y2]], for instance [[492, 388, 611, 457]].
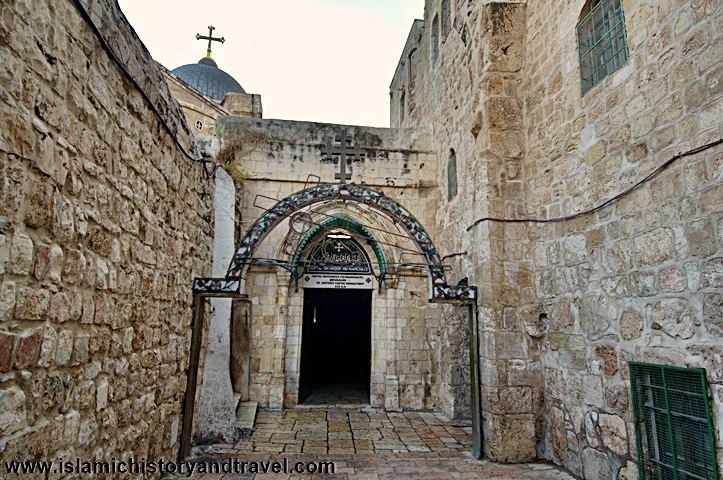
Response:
[[195, 168, 236, 442]]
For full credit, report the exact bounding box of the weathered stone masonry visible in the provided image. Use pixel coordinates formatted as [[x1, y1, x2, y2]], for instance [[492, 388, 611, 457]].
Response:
[[524, 1, 723, 478], [0, 0, 214, 464], [216, 117, 455, 414], [392, 0, 723, 476], [0, 0, 720, 476]]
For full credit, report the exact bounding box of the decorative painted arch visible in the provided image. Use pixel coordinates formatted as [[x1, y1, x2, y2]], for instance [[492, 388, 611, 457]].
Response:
[[295, 215, 386, 274], [194, 183, 475, 302]]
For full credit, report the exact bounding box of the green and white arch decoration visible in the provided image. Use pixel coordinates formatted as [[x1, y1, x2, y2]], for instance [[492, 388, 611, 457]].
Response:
[[293, 215, 387, 291], [193, 183, 476, 302]]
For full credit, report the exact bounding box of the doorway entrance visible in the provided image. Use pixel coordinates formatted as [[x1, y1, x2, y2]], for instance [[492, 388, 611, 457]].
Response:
[[299, 288, 372, 405]]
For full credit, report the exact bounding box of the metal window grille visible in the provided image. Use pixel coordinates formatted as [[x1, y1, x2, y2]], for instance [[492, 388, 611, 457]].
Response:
[[577, 0, 629, 95], [448, 151, 457, 201], [630, 362, 719, 480]]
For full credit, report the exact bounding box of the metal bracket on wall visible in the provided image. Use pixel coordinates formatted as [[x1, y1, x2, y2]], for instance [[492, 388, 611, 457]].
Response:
[[192, 277, 242, 295], [432, 284, 477, 303]]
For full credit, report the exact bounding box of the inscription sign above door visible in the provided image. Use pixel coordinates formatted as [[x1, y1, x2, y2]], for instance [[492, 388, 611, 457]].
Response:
[[302, 273, 374, 290]]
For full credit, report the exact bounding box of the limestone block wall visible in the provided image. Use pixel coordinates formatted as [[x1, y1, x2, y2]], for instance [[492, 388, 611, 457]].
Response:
[[243, 269, 441, 411], [435, 307, 471, 421], [391, 20, 425, 128], [392, 0, 542, 462], [0, 0, 214, 464], [523, 0, 723, 477], [244, 269, 291, 409], [222, 93, 262, 119], [217, 117, 438, 190], [216, 117, 442, 278], [392, 0, 722, 472]]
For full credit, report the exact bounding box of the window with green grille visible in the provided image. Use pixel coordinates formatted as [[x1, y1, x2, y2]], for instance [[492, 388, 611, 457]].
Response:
[[577, 0, 629, 95], [447, 150, 457, 201], [630, 362, 719, 480]]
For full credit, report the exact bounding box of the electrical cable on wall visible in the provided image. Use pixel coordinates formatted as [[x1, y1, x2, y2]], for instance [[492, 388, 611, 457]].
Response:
[[70, 0, 220, 179], [466, 138, 722, 231], [70, 0, 721, 224]]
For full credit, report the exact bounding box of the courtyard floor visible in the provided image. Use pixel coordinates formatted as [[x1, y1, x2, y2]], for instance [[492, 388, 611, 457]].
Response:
[[177, 407, 576, 479]]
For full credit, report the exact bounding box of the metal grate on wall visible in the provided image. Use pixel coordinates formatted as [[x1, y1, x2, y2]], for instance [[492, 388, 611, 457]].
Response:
[[577, 0, 629, 95], [630, 362, 719, 480]]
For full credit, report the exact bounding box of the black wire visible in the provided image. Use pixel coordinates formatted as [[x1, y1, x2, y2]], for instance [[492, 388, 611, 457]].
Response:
[[70, 0, 219, 179], [466, 139, 722, 232]]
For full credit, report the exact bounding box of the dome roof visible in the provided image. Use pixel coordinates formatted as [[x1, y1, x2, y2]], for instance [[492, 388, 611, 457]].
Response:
[[171, 58, 245, 102]]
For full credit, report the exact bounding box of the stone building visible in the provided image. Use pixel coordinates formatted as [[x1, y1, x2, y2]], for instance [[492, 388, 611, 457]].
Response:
[[388, 0, 723, 478], [0, 0, 721, 479]]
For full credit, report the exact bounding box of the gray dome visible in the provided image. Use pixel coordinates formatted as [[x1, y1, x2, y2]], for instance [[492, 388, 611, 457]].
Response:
[[171, 58, 245, 101]]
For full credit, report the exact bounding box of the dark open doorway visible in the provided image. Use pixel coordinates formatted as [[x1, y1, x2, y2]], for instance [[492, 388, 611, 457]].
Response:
[[299, 288, 372, 405]]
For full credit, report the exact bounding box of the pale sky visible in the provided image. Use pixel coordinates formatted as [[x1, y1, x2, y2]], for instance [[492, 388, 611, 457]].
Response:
[[117, 0, 425, 128]]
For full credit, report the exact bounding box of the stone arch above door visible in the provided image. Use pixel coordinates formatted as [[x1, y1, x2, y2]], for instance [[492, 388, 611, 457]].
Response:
[[194, 183, 475, 302]]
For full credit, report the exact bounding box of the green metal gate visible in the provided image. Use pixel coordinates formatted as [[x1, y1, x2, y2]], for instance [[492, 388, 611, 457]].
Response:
[[629, 362, 718, 480]]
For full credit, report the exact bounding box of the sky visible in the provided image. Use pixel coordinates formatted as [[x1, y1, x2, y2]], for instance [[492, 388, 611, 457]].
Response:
[[117, 0, 425, 128]]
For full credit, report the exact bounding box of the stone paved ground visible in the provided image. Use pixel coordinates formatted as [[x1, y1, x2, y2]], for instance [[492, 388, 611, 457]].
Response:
[[176, 408, 576, 479], [247, 408, 472, 455]]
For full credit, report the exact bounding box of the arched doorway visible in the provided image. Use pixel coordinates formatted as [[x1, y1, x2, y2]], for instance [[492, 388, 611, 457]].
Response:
[[190, 182, 478, 411]]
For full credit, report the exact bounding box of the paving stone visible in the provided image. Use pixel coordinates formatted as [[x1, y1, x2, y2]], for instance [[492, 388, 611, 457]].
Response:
[[253, 443, 284, 453], [352, 429, 382, 441], [328, 412, 349, 422], [180, 407, 576, 478], [296, 431, 327, 441], [406, 445, 431, 452], [329, 421, 350, 432], [354, 439, 374, 451], [283, 444, 302, 453], [301, 445, 327, 454], [270, 432, 297, 442]]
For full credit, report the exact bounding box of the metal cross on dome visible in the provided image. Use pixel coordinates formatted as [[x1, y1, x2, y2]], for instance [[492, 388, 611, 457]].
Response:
[[321, 132, 366, 183], [196, 25, 225, 58]]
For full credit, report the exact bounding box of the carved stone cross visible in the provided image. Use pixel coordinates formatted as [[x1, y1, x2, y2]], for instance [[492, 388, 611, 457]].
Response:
[[321, 132, 365, 184], [196, 25, 225, 58]]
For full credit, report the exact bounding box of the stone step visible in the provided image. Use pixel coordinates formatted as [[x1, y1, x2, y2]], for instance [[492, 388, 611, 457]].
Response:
[[235, 398, 257, 430]]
